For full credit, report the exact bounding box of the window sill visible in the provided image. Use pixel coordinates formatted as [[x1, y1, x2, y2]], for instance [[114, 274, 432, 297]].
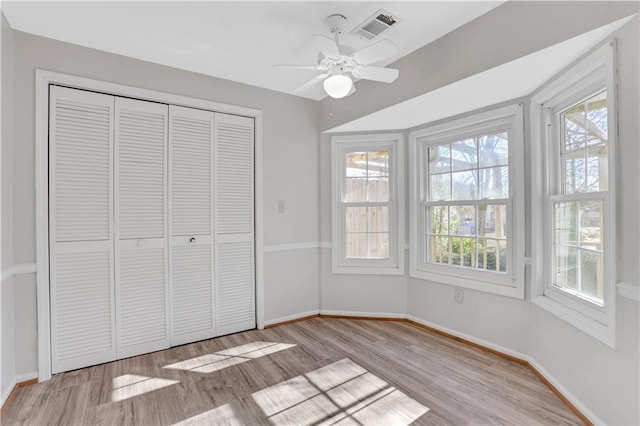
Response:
[[409, 268, 524, 299], [332, 265, 404, 276], [532, 294, 615, 348]]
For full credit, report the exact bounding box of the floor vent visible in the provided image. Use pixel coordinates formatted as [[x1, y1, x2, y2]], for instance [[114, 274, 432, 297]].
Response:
[[352, 9, 399, 41]]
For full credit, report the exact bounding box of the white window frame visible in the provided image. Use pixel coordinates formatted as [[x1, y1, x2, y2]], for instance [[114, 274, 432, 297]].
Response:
[[409, 104, 525, 299], [331, 133, 404, 275], [530, 40, 618, 348]]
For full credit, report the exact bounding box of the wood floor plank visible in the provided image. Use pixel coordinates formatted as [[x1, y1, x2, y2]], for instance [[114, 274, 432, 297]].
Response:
[[32, 380, 90, 425], [1, 318, 584, 425], [82, 400, 126, 426]]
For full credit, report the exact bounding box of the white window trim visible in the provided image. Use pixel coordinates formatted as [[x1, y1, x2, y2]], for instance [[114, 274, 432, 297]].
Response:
[[530, 40, 618, 348], [331, 133, 405, 275], [409, 104, 525, 299]]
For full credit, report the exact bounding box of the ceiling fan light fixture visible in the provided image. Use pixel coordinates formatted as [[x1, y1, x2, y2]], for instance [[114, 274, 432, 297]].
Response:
[[323, 74, 353, 98]]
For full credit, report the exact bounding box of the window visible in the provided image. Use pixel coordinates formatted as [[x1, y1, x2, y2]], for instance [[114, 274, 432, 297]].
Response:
[[426, 134, 509, 272], [409, 105, 525, 298], [331, 134, 404, 274], [553, 91, 608, 304], [531, 41, 617, 347]]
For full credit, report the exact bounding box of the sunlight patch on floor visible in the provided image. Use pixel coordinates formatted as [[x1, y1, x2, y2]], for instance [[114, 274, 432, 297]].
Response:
[[111, 374, 179, 402], [163, 341, 296, 374], [172, 402, 242, 426], [320, 387, 429, 425], [252, 358, 429, 425]]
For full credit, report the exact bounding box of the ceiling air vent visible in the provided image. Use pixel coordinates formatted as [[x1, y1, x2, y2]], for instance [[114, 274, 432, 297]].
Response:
[[351, 9, 400, 41]]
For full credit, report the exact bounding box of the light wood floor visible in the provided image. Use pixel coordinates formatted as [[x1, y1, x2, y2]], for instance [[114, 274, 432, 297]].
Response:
[[2, 318, 583, 425]]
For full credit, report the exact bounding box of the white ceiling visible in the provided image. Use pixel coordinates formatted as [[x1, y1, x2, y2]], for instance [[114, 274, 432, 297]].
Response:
[[327, 15, 634, 133], [2, 1, 503, 100]]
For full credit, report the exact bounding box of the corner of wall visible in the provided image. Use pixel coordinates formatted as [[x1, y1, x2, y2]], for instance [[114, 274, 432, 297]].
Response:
[[1, 9, 17, 407]]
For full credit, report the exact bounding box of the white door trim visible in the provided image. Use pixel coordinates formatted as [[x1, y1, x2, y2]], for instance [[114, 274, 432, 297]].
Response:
[[35, 69, 264, 382]]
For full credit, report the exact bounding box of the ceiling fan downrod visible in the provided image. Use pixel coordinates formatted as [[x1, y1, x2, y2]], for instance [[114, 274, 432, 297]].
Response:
[[326, 14, 347, 52]]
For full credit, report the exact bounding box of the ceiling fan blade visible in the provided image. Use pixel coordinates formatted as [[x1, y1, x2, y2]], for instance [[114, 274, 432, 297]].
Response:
[[272, 64, 321, 70], [294, 73, 330, 92], [346, 84, 357, 97], [351, 39, 398, 65], [353, 66, 399, 83], [313, 34, 340, 58]]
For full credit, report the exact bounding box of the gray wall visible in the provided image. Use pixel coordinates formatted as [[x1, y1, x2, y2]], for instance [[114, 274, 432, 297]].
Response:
[[318, 131, 408, 316], [318, 2, 640, 320], [2, 2, 639, 424], [526, 18, 639, 424], [8, 27, 322, 377], [406, 17, 639, 425], [1, 11, 16, 403], [318, 8, 639, 425]]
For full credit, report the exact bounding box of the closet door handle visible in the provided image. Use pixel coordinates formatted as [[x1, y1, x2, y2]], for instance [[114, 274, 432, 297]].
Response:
[[189, 237, 196, 243]]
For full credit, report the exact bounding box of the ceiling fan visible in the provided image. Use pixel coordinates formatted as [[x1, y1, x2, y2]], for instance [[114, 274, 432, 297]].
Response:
[[274, 14, 400, 99]]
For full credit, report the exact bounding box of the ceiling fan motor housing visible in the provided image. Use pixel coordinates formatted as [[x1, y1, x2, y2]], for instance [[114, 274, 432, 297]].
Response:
[[326, 14, 347, 34]]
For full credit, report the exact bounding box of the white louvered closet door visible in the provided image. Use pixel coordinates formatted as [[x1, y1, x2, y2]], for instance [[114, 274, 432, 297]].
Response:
[[214, 113, 256, 336], [49, 86, 117, 373], [114, 98, 170, 358], [169, 106, 216, 345]]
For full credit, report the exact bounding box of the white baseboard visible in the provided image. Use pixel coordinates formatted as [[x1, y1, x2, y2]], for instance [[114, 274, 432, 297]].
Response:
[[263, 310, 320, 327], [263, 309, 406, 327], [15, 372, 38, 383], [527, 358, 602, 425], [320, 309, 406, 319], [406, 315, 528, 361], [406, 314, 600, 425], [265, 310, 602, 425], [1, 379, 17, 408], [0, 371, 39, 409]]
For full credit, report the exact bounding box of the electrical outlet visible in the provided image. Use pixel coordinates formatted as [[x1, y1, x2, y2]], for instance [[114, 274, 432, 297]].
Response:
[[278, 200, 286, 214], [454, 288, 464, 304]]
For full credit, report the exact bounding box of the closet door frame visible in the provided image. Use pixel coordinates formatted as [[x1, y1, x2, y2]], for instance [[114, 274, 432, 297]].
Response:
[[35, 70, 264, 382]]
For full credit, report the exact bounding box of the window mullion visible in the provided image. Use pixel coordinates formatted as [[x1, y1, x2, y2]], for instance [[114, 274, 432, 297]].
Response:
[[365, 151, 370, 204], [342, 201, 392, 207], [365, 205, 370, 258], [576, 203, 582, 295], [448, 144, 453, 201], [549, 191, 607, 203], [425, 199, 510, 207]]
